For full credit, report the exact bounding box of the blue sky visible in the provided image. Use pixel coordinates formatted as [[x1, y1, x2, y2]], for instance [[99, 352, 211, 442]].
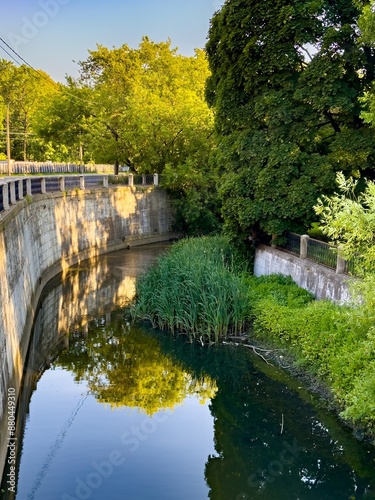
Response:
[[0, 0, 224, 82]]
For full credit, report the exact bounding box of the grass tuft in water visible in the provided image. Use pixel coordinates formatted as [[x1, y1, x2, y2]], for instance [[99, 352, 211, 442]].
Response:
[[131, 236, 250, 343]]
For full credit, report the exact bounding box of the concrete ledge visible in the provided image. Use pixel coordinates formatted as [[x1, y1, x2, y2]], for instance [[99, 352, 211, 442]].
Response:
[[254, 244, 353, 303]]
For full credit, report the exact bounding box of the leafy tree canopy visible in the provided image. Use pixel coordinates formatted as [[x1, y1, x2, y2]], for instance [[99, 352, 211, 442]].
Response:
[[35, 37, 214, 174], [0, 60, 57, 160], [206, 0, 375, 244]]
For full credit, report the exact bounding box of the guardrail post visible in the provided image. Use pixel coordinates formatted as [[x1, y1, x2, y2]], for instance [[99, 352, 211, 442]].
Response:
[[1, 183, 9, 210], [128, 174, 134, 187], [18, 179, 24, 200], [336, 247, 346, 274], [41, 178, 46, 194], [26, 178, 32, 196], [300, 234, 310, 259], [142, 174, 146, 185], [9, 182, 16, 204], [59, 176, 65, 191], [79, 175, 85, 190], [153, 173, 159, 186], [103, 175, 109, 188]]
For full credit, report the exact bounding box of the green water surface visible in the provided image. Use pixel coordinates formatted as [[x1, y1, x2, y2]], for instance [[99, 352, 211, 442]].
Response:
[[2, 245, 375, 500]]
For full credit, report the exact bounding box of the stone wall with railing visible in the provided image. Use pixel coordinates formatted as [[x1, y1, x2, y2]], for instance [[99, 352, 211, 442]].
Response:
[[0, 173, 159, 215], [0, 173, 173, 479], [254, 239, 354, 304], [283, 233, 350, 275]]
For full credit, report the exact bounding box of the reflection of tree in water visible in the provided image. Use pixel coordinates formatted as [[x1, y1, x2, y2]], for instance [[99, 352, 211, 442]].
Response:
[[152, 336, 375, 500], [55, 312, 375, 499], [55, 313, 217, 415]]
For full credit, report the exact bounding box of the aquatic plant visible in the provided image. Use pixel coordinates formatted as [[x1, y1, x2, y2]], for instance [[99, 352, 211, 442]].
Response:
[[131, 236, 250, 343]]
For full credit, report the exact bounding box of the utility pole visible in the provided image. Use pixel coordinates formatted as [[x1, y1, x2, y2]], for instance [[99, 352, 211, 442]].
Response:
[[79, 140, 83, 173], [6, 103, 11, 176]]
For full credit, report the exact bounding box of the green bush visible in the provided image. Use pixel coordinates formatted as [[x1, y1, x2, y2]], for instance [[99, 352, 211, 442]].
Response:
[[252, 290, 375, 433]]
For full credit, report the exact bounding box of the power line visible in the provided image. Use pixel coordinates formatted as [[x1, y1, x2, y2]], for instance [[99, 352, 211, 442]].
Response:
[[0, 37, 97, 106], [0, 37, 56, 85], [0, 43, 21, 66]]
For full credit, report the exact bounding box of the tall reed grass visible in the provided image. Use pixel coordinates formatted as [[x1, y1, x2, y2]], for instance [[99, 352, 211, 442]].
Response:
[[131, 236, 250, 343]]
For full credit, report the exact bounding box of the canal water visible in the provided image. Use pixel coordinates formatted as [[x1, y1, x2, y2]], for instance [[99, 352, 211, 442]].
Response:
[[1, 244, 375, 500]]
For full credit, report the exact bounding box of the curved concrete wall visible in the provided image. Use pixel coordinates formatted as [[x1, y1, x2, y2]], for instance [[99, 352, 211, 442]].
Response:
[[0, 186, 174, 477]]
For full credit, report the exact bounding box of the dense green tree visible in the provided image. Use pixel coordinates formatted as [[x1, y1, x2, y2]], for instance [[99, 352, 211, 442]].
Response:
[[206, 0, 375, 246], [32, 39, 220, 232], [33, 79, 95, 163], [0, 60, 56, 161], [38, 38, 214, 174]]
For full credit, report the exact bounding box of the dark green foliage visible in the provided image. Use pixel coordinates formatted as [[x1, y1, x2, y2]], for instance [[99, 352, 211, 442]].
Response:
[[206, 0, 375, 244], [247, 274, 314, 309], [307, 222, 330, 242], [161, 161, 222, 236]]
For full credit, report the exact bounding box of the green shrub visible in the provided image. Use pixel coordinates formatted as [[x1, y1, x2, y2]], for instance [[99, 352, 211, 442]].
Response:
[[252, 290, 375, 434], [307, 222, 330, 242]]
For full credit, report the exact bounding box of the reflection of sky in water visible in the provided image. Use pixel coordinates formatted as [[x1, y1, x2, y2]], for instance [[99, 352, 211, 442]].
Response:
[[16, 368, 216, 500]]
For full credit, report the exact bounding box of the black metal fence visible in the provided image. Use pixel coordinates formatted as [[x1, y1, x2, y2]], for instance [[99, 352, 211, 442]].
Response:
[[84, 176, 105, 189], [306, 238, 337, 270], [285, 232, 300, 256], [285, 232, 354, 275], [30, 179, 43, 195], [64, 177, 81, 190]]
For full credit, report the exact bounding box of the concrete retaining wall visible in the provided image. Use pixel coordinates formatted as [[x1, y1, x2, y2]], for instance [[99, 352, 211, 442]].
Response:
[[0, 186, 175, 478], [254, 244, 353, 303]]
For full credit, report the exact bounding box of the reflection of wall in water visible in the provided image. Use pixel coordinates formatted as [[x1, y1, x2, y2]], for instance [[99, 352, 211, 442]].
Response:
[[32, 255, 137, 369], [0, 186, 175, 478], [1, 256, 136, 498]]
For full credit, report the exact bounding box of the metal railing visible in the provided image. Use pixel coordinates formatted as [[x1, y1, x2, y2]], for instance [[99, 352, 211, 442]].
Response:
[[0, 161, 115, 175], [0, 173, 159, 216], [285, 232, 300, 256], [285, 232, 353, 275], [306, 238, 337, 269]]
